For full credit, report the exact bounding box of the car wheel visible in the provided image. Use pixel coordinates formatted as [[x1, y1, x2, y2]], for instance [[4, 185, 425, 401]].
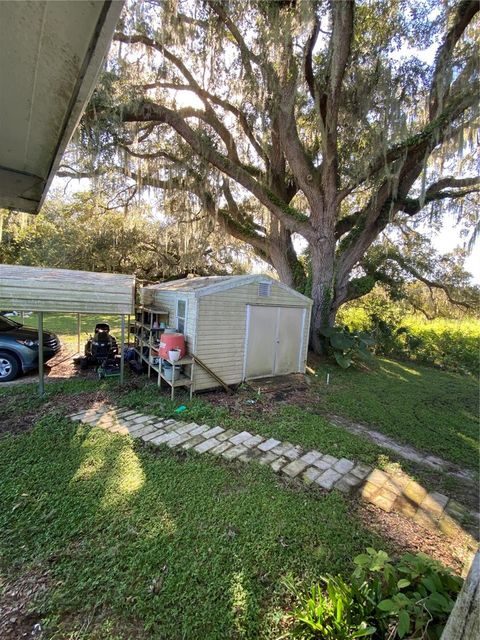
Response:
[[0, 351, 20, 382]]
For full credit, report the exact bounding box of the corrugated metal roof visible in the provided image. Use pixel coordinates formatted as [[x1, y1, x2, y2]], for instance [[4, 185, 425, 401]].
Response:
[[0, 264, 135, 314]]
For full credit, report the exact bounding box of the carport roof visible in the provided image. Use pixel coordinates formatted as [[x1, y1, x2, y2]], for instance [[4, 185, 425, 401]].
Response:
[[0, 0, 123, 214], [0, 264, 135, 315]]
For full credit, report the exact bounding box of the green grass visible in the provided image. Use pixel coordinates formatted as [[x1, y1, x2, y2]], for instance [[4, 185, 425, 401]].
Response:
[[0, 416, 388, 639], [311, 358, 479, 471], [20, 312, 123, 351]]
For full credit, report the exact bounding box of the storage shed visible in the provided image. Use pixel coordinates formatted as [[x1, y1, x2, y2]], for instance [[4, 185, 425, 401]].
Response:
[[140, 275, 312, 391]]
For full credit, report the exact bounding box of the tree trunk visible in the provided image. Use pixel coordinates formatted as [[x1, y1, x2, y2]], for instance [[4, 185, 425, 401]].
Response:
[[309, 238, 336, 354], [269, 231, 307, 292]]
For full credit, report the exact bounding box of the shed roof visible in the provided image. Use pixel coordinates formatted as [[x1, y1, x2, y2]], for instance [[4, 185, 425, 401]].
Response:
[[145, 274, 312, 304], [0, 264, 135, 314], [0, 0, 123, 214]]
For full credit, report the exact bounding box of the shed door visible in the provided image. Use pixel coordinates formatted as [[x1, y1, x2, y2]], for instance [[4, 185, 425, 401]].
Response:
[[244, 306, 305, 379]]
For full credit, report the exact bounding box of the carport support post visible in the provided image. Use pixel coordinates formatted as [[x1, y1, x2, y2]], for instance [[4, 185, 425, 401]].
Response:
[[38, 311, 44, 397], [120, 315, 125, 385], [77, 313, 81, 354]]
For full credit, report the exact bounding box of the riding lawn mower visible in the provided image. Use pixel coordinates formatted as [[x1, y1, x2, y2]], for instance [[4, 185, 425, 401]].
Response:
[[76, 322, 120, 378]]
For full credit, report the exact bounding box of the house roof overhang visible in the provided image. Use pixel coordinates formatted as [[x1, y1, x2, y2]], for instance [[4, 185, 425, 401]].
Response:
[[0, 0, 123, 214]]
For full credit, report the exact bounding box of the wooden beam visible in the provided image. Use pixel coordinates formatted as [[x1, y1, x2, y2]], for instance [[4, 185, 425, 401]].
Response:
[[192, 354, 232, 394]]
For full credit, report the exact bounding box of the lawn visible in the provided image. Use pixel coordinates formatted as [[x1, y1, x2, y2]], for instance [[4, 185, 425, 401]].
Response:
[[311, 358, 479, 471], [0, 409, 388, 639], [20, 312, 123, 352], [0, 314, 477, 637]]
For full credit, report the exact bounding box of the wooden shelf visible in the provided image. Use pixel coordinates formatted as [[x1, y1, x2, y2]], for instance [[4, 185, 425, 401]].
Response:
[[149, 352, 193, 366], [132, 304, 194, 399], [159, 371, 193, 387], [136, 305, 169, 314]]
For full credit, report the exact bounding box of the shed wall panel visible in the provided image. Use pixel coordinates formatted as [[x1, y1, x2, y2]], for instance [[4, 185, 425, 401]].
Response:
[[194, 282, 311, 391], [151, 290, 197, 352]]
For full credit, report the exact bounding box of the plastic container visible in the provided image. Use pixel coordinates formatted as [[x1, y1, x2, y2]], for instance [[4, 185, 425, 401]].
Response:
[[162, 362, 181, 382], [159, 333, 185, 359], [169, 349, 181, 362]]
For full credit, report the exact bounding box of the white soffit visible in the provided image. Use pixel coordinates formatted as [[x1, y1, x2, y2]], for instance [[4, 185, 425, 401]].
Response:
[[0, 0, 124, 214]]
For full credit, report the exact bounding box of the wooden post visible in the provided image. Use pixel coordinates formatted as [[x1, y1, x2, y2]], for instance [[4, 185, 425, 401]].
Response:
[[77, 313, 81, 354], [38, 312, 44, 397], [120, 314, 125, 385], [441, 551, 479, 639]]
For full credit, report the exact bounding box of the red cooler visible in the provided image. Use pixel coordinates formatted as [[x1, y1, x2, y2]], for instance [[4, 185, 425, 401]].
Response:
[[159, 333, 186, 359]]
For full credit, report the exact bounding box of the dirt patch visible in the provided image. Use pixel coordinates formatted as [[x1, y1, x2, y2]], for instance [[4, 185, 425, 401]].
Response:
[[0, 567, 149, 640], [0, 568, 51, 639], [355, 501, 475, 576], [2, 349, 96, 389], [0, 390, 112, 438], [201, 374, 315, 419]]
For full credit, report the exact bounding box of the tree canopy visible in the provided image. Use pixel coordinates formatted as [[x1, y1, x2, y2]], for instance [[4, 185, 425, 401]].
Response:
[[0, 190, 251, 279], [62, 0, 479, 351]]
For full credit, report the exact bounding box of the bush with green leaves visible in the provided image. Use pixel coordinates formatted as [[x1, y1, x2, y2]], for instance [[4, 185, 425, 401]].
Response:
[[340, 303, 479, 376], [319, 326, 375, 369], [286, 548, 462, 639]]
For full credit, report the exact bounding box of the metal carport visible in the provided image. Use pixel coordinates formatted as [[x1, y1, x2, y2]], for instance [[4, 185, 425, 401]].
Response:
[[0, 264, 135, 395]]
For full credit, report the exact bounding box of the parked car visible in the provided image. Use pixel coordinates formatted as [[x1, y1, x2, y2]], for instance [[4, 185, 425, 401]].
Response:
[[0, 315, 61, 382]]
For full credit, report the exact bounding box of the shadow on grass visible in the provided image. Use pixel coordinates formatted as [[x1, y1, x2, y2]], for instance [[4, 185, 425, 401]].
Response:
[[0, 416, 393, 639]]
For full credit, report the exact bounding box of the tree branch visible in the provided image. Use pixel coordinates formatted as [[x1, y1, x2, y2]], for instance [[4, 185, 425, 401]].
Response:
[[398, 176, 480, 214], [304, 11, 320, 101], [429, 0, 479, 120], [118, 100, 310, 233], [320, 0, 355, 199], [389, 253, 475, 309], [338, 89, 478, 201]]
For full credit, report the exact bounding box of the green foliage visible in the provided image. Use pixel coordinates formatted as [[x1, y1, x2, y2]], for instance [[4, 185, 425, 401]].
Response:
[[402, 317, 480, 376], [0, 189, 251, 280], [287, 548, 462, 640], [340, 301, 480, 376], [285, 575, 376, 639], [319, 326, 375, 369]]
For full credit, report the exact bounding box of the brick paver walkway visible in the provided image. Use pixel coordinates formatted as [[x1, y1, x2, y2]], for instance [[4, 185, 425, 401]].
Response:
[[69, 405, 476, 541]]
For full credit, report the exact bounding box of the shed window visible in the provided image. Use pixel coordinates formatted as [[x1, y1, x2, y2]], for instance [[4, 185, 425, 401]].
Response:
[[258, 282, 271, 297], [176, 299, 187, 333]]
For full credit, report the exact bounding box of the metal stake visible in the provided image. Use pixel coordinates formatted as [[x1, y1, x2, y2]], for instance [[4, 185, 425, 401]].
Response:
[[120, 314, 125, 384], [38, 311, 44, 397], [77, 313, 81, 354]]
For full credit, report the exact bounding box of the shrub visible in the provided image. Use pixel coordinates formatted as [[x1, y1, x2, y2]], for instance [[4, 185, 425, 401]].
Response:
[[286, 549, 462, 639], [339, 307, 479, 376], [319, 326, 375, 369]]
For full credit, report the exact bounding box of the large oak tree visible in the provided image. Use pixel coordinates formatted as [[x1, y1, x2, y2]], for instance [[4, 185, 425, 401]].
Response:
[[69, 0, 479, 351]]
